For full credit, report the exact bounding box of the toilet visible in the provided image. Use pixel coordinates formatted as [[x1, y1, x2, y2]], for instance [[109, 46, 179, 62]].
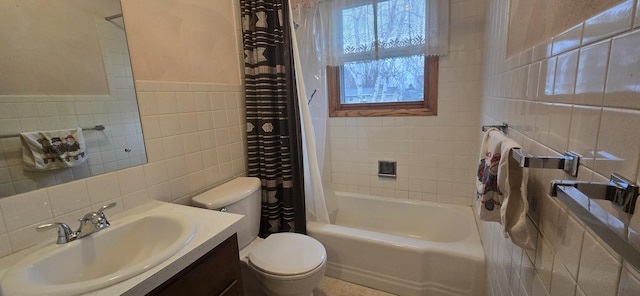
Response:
[[192, 177, 326, 296]]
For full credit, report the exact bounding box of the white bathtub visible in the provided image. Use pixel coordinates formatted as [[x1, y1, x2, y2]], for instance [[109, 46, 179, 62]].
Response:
[[307, 192, 486, 296]]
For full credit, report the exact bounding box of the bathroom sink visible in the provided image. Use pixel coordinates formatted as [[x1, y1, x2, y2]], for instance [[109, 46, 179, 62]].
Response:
[[0, 211, 196, 296]]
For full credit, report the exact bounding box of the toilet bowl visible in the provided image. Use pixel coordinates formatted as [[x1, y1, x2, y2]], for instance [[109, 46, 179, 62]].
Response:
[[192, 177, 326, 296], [242, 233, 326, 296]]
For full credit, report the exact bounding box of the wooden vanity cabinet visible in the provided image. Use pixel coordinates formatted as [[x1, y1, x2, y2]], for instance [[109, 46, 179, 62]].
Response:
[[147, 233, 244, 296]]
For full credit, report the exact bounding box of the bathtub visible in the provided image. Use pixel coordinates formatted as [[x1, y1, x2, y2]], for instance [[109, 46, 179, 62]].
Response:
[[307, 192, 486, 296]]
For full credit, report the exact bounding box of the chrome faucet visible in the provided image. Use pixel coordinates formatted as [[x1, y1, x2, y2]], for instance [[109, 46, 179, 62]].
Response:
[[36, 202, 116, 244]]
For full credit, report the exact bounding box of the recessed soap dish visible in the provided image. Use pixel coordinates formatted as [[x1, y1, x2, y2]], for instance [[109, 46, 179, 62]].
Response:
[[378, 160, 397, 179]]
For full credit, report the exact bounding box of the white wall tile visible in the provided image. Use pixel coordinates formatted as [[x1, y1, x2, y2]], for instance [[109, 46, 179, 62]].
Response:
[[534, 234, 555, 292], [533, 41, 553, 62], [154, 92, 179, 115], [578, 232, 622, 296], [85, 172, 121, 205], [549, 255, 576, 296], [0, 190, 52, 232], [574, 40, 610, 106], [552, 23, 584, 56], [116, 166, 147, 195], [533, 102, 551, 143], [568, 105, 602, 169], [197, 112, 214, 131], [176, 92, 196, 113], [538, 57, 557, 102], [136, 92, 158, 115], [162, 135, 186, 158], [595, 108, 640, 180], [552, 50, 579, 104], [53, 207, 92, 225], [8, 222, 55, 251], [532, 274, 551, 296], [180, 113, 199, 133], [527, 62, 541, 101], [582, 0, 634, 45], [604, 30, 640, 109], [0, 234, 11, 258], [547, 103, 572, 153], [618, 263, 640, 295], [158, 114, 182, 137], [46, 180, 90, 216], [0, 210, 6, 234]]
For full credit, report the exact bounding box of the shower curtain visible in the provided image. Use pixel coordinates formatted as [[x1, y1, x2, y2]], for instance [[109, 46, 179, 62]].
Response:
[[241, 0, 307, 236], [289, 0, 336, 223], [288, 0, 450, 224]]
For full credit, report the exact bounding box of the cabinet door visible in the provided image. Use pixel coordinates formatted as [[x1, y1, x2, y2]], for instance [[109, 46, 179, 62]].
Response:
[[148, 233, 244, 296]]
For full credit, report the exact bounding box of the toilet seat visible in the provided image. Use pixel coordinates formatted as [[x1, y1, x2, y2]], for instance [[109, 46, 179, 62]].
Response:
[[248, 233, 326, 277]]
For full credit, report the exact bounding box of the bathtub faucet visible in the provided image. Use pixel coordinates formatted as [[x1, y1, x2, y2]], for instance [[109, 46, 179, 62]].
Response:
[[550, 173, 638, 214]]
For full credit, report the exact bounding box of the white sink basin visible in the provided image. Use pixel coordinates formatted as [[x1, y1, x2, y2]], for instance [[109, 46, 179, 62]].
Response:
[[1, 211, 196, 296]]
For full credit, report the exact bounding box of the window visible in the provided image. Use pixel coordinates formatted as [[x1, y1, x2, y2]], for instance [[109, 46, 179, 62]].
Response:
[[323, 0, 448, 117]]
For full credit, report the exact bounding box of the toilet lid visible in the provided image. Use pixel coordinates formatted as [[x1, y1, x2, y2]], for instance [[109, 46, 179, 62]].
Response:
[[248, 233, 326, 276]]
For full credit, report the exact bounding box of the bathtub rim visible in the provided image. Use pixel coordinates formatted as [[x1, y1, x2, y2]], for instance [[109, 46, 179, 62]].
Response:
[[309, 191, 485, 260]]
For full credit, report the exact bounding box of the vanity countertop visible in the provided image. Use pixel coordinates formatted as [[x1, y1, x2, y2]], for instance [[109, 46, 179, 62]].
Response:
[[0, 201, 243, 295]]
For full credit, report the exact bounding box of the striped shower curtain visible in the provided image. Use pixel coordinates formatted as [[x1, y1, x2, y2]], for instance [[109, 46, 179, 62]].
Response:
[[241, 0, 306, 236]]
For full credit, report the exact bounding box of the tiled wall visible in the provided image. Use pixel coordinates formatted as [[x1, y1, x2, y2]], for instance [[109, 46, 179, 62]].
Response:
[[0, 81, 247, 257], [0, 20, 145, 198], [328, 0, 487, 206], [479, 0, 640, 295]]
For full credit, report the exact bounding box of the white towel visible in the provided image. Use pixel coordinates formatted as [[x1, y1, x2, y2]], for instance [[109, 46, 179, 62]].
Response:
[[476, 128, 535, 250], [476, 128, 504, 222], [20, 128, 87, 171]]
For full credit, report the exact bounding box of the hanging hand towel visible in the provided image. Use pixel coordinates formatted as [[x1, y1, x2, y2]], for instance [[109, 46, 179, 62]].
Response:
[[476, 128, 535, 250], [20, 127, 87, 171], [497, 138, 535, 250], [476, 128, 504, 222]]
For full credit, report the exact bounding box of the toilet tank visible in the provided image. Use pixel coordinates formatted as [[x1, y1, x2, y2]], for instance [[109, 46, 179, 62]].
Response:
[[192, 177, 261, 249]]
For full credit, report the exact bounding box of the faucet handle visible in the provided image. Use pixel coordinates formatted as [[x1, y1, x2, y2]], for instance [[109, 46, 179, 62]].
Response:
[[36, 222, 76, 244], [97, 202, 116, 227], [97, 202, 116, 214]]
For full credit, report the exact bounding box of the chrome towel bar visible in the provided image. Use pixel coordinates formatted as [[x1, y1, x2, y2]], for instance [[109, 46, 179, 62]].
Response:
[[0, 125, 105, 140], [551, 173, 638, 214], [481, 123, 580, 177], [551, 173, 640, 270], [511, 149, 580, 177], [481, 122, 508, 133]]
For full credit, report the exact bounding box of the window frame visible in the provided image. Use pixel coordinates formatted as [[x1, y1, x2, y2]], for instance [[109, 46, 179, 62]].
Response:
[[327, 55, 438, 117]]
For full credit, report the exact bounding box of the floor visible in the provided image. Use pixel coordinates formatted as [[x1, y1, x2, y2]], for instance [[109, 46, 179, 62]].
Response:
[[314, 277, 396, 296]]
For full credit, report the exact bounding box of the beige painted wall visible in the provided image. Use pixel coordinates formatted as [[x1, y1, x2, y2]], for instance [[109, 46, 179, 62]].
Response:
[[0, 0, 122, 95], [121, 0, 243, 85], [507, 0, 624, 57]]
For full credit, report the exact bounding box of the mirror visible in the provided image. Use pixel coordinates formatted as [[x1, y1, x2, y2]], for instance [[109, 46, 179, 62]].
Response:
[[0, 0, 146, 198]]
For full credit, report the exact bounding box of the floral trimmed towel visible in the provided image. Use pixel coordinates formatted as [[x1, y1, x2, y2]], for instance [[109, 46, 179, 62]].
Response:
[[476, 128, 535, 250], [476, 128, 504, 222], [20, 128, 87, 170]]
